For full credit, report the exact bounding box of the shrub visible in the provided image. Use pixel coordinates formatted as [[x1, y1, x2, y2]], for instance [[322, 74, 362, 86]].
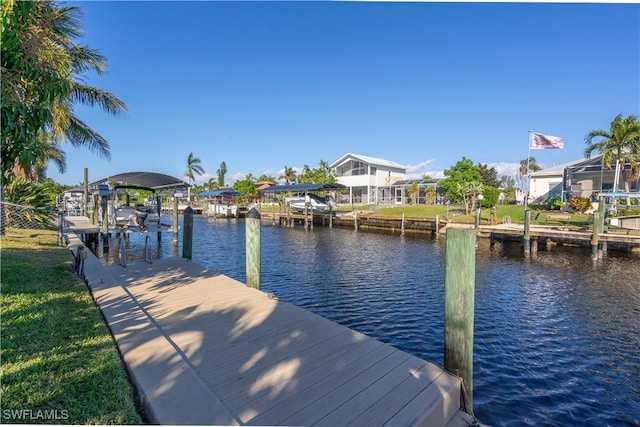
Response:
[[568, 197, 592, 213], [546, 196, 563, 210], [481, 186, 500, 208]]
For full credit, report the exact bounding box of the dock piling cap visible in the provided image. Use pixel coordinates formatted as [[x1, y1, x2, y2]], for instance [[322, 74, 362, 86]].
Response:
[[247, 208, 261, 219]]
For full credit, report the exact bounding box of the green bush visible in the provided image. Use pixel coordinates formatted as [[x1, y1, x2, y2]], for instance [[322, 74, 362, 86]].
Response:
[[568, 197, 592, 213], [481, 186, 500, 208], [546, 196, 563, 210]]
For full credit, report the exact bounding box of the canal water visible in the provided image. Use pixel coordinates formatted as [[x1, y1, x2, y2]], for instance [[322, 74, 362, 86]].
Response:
[[96, 215, 640, 426]]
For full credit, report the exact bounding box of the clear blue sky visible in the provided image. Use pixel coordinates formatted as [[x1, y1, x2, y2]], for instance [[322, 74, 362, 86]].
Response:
[[48, 1, 640, 186]]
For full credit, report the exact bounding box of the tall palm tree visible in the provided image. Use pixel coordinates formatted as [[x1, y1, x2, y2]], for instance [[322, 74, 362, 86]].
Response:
[[585, 114, 640, 197], [216, 161, 227, 187], [2, 0, 127, 179], [185, 152, 205, 202], [517, 156, 542, 195], [279, 165, 297, 184]]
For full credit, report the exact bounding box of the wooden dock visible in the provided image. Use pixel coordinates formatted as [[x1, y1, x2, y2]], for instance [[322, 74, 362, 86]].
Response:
[[477, 222, 640, 252], [62, 225, 475, 426]]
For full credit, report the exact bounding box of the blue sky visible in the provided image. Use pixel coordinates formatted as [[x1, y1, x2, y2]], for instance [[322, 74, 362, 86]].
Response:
[[48, 1, 639, 186]]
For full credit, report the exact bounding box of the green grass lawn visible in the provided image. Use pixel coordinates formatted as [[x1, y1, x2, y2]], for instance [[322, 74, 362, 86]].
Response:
[[1, 228, 142, 424]]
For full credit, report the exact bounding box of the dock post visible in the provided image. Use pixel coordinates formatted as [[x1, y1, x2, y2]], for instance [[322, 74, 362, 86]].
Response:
[[173, 196, 179, 244], [474, 208, 480, 230], [246, 208, 261, 290], [401, 213, 405, 236], [598, 196, 606, 234], [435, 214, 440, 236], [101, 195, 109, 236], [329, 209, 333, 229], [531, 236, 538, 254], [182, 206, 193, 260], [83, 168, 89, 217], [591, 211, 599, 260], [444, 228, 476, 410], [523, 210, 531, 257], [58, 211, 64, 246], [272, 203, 276, 226], [118, 233, 127, 267], [354, 211, 358, 230]]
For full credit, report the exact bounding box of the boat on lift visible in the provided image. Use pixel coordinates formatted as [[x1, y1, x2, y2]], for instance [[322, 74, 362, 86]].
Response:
[[285, 193, 337, 214]]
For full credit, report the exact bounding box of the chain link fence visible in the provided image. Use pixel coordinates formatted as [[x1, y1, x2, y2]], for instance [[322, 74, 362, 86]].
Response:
[[1, 201, 57, 232]]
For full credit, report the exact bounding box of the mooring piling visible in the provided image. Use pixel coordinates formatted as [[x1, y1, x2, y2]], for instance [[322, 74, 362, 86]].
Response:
[[246, 208, 261, 290], [182, 206, 193, 260], [444, 228, 476, 409]]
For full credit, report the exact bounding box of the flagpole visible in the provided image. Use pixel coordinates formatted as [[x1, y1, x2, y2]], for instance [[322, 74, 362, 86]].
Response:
[[525, 130, 532, 210]]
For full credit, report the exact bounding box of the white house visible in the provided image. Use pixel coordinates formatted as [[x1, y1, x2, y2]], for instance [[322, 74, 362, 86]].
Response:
[[330, 153, 406, 205], [528, 159, 583, 204]]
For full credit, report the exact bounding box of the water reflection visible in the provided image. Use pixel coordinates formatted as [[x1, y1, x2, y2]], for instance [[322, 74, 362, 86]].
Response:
[[91, 215, 640, 426]]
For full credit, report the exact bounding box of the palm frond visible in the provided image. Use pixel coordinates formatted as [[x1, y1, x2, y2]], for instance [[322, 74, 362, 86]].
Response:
[[70, 83, 127, 114], [64, 116, 111, 160]]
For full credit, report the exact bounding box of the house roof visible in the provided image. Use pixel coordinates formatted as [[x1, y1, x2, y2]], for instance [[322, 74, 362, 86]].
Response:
[[330, 153, 406, 171], [259, 183, 346, 194], [89, 172, 189, 191], [198, 189, 243, 197], [530, 159, 586, 177]]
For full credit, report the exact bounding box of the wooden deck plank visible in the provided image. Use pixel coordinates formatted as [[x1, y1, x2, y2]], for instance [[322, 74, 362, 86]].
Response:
[[198, 317, 348, 387], [384, 371, 461, 427], [347, 361, 449, 426], [312, 355, 431, 427], [266, 350, 413, 426], [241, 344, 400, 425], [223, 329, 376, 411]]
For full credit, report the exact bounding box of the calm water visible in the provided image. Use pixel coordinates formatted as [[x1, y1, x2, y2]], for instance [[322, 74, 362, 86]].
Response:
[[96, 215, 640, 426]]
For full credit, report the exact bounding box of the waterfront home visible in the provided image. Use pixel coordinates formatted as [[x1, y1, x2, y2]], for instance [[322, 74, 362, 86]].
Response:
[[530, 153, 640, 207], [330, 153, 407, 205]]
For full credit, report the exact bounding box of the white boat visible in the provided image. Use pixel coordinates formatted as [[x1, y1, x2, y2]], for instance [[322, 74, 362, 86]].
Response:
[[285, 193, 337, 214], [111, 204, 160, 229]]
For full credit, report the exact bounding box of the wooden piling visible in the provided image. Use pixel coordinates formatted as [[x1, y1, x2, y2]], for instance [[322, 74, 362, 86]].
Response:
[[101, 195, 109, 235], [401, 213, 405, 235], [354, 211, 358, 230], [173, 196, 179, 244], [598, 196, 606, 235], [246, 208, 261, 290], [591, 211, 599, 260], [83, 168, 89, 217], [523, 210, 531, 256], [182, 206, 193, 260], [435, 214, 440, 236], [444, 228, 476, 408]]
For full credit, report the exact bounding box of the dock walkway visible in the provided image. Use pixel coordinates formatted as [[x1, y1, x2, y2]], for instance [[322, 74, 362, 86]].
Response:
[[65, 227, 474, 426]]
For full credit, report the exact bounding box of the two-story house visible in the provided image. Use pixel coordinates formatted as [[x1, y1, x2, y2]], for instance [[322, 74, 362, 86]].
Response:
[[330, 153, 406, 205]]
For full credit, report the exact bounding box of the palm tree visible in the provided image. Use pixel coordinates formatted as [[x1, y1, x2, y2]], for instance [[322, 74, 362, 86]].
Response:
[[516, 157, 542, 202], [185, 152, 205, 202], [279, 165, 297, 184], [407, 182, 419, 205], [2, 1, 127, 179], [216, 161, 227, 187], [585, 114, 640, 199], [205, 177, 219, 192]]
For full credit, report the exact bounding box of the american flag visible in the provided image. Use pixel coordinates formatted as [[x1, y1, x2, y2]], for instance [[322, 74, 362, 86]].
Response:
[[530, 132, 564, 149]]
